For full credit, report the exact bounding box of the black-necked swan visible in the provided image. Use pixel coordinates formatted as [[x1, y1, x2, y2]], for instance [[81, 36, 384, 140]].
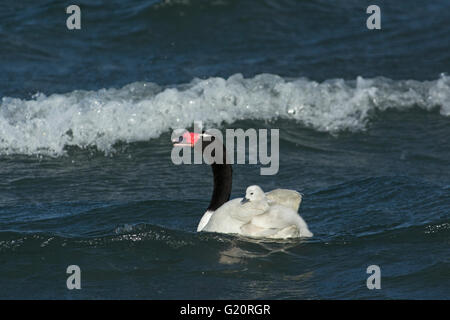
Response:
[[172, 131, 313, 239]]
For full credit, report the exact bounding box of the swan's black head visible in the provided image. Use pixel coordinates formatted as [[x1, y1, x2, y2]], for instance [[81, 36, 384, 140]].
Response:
[[172, 131, 216, 151]]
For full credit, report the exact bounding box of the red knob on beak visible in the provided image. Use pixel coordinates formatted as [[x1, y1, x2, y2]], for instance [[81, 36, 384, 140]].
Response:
[[173, 131, 200, 147]]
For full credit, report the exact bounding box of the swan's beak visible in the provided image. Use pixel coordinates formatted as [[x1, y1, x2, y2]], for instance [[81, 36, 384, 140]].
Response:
[[172, 132, 200, 147], [240, 197, 249, 204]]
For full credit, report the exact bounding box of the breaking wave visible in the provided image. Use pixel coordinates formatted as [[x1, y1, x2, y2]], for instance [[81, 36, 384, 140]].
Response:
[[1, 73, 449, 156]]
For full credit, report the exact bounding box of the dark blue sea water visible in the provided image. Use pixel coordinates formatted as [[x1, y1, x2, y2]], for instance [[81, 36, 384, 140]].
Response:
[[1, 0, 449, 299]]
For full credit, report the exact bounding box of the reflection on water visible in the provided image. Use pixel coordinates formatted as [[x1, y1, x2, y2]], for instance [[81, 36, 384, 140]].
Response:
[[218, 236, 306, 264], [216, 236, 315, 298]]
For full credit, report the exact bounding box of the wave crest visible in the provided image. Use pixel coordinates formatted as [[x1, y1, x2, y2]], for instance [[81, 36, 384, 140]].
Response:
[[1, 73, 449, 156]]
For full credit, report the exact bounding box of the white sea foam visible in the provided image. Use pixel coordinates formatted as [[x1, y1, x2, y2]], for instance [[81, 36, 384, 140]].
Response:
[[0, 73, 449, 156]]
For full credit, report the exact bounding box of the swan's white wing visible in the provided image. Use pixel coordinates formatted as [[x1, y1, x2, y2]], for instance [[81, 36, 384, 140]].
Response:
[[265, 189, 302, 212], [244, 204, 313, 238]]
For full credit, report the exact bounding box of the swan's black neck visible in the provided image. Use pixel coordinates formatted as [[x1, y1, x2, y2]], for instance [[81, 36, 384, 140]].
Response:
[[207, 147, 232, 211]]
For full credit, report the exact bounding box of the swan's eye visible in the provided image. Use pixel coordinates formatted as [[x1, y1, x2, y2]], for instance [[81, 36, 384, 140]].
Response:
[[250, 192, 254, 195]]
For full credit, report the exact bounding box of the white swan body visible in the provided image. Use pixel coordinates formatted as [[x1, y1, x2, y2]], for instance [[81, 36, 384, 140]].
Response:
[[198, 186, 313, 239]]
